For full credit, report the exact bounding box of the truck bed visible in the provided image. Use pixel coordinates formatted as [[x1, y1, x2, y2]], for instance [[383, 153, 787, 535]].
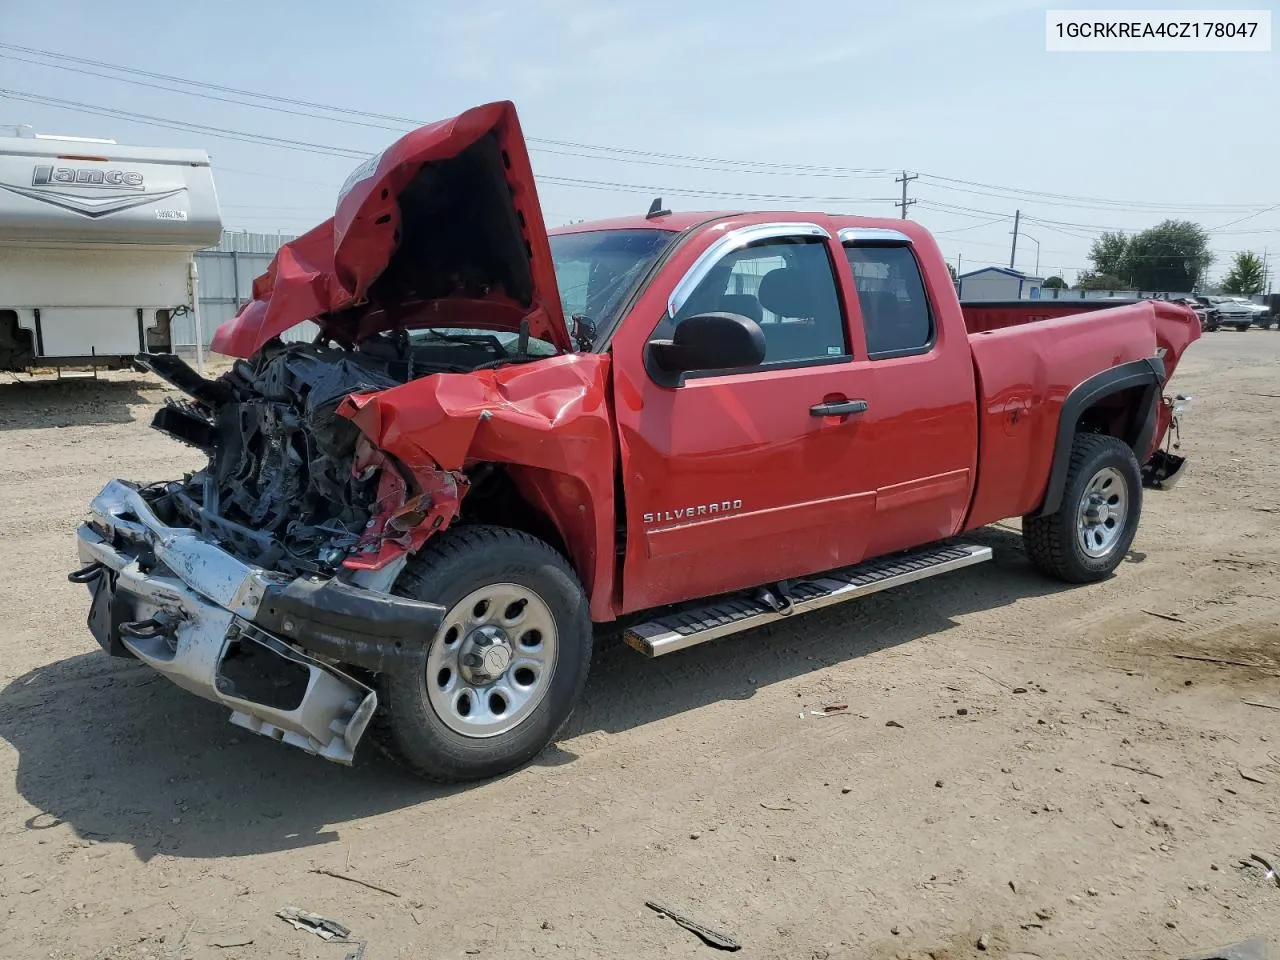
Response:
[[962, 299, 1200, 532], [961, 298, 1145, 335]]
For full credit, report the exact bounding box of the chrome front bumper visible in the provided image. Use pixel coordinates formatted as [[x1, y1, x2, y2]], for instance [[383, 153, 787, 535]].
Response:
[[74, 480, 378, 765]]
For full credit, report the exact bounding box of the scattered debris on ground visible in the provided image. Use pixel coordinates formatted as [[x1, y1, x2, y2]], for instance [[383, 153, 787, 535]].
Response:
[[309, 866, 402, 898], [646, 900, 741, 951]]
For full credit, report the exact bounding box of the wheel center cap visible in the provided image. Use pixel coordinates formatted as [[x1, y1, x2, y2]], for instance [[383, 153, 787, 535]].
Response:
[[483, 644, 511, 675], [1084, 496, 1109, 524], [460, 625, 513, 684]]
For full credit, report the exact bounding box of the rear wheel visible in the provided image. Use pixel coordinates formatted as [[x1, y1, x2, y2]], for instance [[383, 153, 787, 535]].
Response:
[[375, 525, 592, 782], [1023, 434, 1143, 584]]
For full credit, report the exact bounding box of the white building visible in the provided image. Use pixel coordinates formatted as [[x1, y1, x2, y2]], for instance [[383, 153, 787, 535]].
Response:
[[957, 266, 1045, 301]]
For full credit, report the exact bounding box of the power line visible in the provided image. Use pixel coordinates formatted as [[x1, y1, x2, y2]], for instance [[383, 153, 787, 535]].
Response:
[[0, 88, 905, 208], [917, 172, 1271, 213], [539, 174, 898, 204], [0, 51, 412, 135], [0, 44, 895, 180], [1, 50, 900, 182], [933, 216, 1011, 234], [5, 44, 1278, 266], [0, 88, 369, 159], [0, 86, 926, 209], [7, 41, 1279, 220]]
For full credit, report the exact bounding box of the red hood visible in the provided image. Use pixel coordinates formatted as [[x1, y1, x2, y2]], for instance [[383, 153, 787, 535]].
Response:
[[211, 101, 567, 356]]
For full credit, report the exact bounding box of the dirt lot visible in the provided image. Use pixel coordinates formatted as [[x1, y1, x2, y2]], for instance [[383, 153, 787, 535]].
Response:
[[0, 332, 1277, 960]]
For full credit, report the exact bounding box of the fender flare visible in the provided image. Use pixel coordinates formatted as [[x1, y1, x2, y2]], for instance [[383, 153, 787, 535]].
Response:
[[1036, 356, 1166, 517]]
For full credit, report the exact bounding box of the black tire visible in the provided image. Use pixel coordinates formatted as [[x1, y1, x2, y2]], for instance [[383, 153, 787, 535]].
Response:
[[1023, 434, 1143, 584], [375, 525, 592, 783], [1235, 323, 1251, 332]]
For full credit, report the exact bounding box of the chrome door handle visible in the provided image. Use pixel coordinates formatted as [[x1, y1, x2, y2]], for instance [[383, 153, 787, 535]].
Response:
[[810, 399, 868, 417]]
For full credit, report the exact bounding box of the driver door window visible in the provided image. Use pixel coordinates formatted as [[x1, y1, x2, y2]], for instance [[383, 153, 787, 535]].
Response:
[[671, 237, 849, 366]]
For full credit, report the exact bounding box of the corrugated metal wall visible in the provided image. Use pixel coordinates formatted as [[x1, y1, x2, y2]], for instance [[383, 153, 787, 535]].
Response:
[[175, 230, 319, 347]]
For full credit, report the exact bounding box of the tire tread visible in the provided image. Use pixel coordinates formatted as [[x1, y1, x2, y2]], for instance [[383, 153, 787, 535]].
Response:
[[371, 524, 591, 783], [1023, 433, 1141, 584]]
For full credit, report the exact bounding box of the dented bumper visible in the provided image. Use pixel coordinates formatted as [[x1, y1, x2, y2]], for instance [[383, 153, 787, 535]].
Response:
[[73, 480, 444, 765]]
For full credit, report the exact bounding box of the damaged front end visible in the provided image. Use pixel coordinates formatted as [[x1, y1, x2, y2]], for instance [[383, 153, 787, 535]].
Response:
[[70, 99, 599, 767], [139, 343, 468, 578], [71, 341, 474, 764]]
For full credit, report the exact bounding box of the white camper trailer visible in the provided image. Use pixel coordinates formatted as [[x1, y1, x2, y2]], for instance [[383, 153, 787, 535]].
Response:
[[0, 132, 222, 372]]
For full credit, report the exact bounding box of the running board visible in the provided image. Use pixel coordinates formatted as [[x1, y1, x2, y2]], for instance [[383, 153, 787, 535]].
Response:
[[623, 543, 992, 658]]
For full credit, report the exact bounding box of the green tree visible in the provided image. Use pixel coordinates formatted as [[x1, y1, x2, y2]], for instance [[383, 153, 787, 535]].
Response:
[[1043, 275, 1068, 289], [1076, 271, 1128, 291], [947, 263, 958, 283], [1221, 251, 1266, 295], [1088, 232, 1131, 282], [1124, 220, 1213, 291], [1083, 221, 1213, 292]]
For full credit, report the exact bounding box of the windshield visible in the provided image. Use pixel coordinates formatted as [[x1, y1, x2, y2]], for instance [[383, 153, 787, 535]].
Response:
[[549, 228, 676, 336], [407, 328, 558, 358]]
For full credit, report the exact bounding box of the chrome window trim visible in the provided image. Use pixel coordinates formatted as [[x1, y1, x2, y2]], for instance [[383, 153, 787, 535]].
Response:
[[837, 227, 912, 245], [667, 221, 831, 318]]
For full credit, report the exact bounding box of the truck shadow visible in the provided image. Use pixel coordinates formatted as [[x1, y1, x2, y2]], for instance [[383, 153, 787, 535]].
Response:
[[570, 525, 1073, 737], [0, 527, 1074, 861], [0, 377, 150, 430]]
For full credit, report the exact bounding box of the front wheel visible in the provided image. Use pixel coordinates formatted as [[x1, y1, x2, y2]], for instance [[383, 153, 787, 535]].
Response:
[[375, 525, 592, 782], [1023, 434, 1143, 584]]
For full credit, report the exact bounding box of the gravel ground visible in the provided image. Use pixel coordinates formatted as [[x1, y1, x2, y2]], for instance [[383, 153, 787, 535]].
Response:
[[0, 331, 1277, 960]]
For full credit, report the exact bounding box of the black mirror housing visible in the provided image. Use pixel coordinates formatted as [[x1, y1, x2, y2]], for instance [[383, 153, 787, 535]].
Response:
[[646, 312, 766, 379]]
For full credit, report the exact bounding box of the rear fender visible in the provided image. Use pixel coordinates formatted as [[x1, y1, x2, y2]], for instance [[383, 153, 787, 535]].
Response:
[[1036, 356, 1165, 517]]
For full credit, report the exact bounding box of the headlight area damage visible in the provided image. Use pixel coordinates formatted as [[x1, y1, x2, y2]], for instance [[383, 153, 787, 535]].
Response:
[[73, 341, 614, 765], [138, 345, 472, 580]]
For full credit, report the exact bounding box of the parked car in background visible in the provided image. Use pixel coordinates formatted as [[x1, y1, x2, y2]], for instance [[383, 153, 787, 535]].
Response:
[[1226, 297, 1274, 330], [1204, 296, 1257, 332], [1190, 296, 1221, 331]]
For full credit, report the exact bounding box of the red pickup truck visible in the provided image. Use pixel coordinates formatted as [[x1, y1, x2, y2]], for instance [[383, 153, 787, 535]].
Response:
[[72, 101, 1199, 781]]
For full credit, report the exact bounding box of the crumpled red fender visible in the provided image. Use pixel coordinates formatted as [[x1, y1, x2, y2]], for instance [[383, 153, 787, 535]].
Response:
[[337, 354, 617, 616], [342, 436, 469, 572]]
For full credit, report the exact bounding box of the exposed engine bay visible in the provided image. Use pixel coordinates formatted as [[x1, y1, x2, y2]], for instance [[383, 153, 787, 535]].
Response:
[[138, 329, 541, 576]]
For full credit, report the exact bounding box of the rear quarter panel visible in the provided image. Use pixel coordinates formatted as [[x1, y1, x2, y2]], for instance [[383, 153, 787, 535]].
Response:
[[964, 300, 1198, 530]]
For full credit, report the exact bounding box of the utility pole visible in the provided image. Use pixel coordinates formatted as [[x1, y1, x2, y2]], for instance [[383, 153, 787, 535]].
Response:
[[1009, 208, 1021, 269], [895, 170, 917, 219]]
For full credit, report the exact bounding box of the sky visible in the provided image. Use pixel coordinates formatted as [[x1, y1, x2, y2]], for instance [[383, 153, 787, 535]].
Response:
[[1, 0, 1277, 286]]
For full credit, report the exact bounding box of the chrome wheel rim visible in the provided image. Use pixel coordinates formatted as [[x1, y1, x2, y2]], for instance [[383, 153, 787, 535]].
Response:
[[1076, 466, 1129, 559], [425, 583, 558, 738]]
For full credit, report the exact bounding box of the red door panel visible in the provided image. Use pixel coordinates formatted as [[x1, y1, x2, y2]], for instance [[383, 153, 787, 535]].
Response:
[[617, 363, 881, 610]]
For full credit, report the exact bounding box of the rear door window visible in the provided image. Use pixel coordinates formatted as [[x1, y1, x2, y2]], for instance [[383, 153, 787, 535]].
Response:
[[843, 244, 934, 358]]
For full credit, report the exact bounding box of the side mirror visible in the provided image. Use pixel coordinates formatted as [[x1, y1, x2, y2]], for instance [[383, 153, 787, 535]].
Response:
[[646, 312, 766, 376]]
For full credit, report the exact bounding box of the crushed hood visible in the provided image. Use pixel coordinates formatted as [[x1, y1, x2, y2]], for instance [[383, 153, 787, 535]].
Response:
[[211, 101, 567, 356]]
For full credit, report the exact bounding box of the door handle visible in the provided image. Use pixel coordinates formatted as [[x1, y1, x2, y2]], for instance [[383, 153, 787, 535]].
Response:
[[810, 399, 868, 417]]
